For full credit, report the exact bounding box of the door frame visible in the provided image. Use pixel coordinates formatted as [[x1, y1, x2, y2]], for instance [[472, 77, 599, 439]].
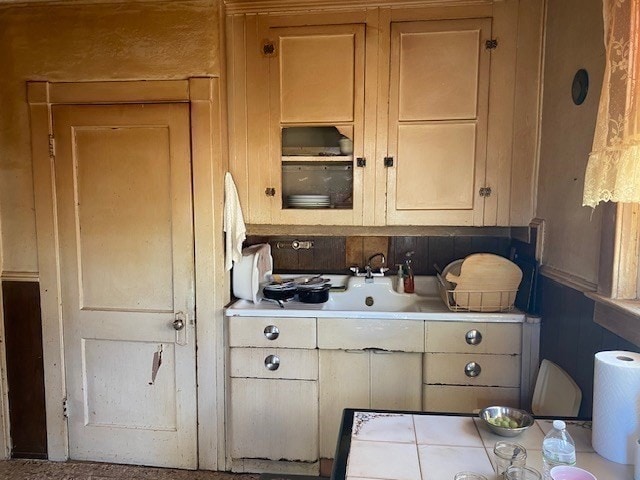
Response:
[[27, 79, 228, 469]]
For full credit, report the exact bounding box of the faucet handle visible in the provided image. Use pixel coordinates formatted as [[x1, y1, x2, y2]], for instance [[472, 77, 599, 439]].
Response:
[[349, 266, 361, 276]]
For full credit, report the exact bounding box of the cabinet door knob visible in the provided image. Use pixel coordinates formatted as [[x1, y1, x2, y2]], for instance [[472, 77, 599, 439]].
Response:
[[464, 361, 481, 377], [264, 354, 280, 371], [465, 329, 483, 345], [264, 325, 280, 340]]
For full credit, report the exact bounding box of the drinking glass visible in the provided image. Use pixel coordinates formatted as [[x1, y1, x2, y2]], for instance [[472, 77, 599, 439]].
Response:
[[494, 441, 527, 478], [505, 465, 543, 480], [454, 473, 488, 480]]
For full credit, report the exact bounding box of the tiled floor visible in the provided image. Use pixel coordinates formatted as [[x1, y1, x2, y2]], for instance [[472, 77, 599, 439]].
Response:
[[0, 459, 260, 480], [345, 412, 634, 480]]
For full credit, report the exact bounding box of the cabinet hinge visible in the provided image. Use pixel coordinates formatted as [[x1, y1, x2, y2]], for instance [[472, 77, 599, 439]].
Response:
[[479, 186, 492, 197], [262, 40, 276, 57], [356, 157, 366, 167], [485, 39, 498, 50], [265, 187, 276, 197], [62, 397, 68, 418], [48, 134, 56, 158], [384, 156, 394, 167]]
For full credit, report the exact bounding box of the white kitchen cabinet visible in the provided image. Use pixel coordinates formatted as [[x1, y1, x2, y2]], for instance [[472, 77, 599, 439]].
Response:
[[423, 321, 522, 413], [230, 377, 318, 461], [225, 310, 528, 468], [317, 315, 424, 458], [227, 2, 542, 226], [423, 385, 520, 413], [227, 316, 319, 473]]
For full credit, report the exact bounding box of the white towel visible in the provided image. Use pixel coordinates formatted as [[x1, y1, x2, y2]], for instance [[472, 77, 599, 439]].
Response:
[[224, 172, 247, 271]]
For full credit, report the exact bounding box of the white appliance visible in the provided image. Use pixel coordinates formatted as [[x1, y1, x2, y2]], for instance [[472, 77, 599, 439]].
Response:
[[232, 244, 273, 303]]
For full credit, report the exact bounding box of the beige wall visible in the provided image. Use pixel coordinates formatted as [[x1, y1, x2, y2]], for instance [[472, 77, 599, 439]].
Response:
[[0, 0, 221, 274], [537, 0, 605, 285]]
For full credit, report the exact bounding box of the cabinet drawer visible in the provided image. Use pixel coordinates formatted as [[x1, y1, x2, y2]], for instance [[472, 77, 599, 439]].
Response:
[[423, 385, 520, 414], [230, 348, 318, 380], [424, 353, 520, 387], [425, 321, 521, 354], [228, 316, 316, 348], [318, 318, 424, 352]]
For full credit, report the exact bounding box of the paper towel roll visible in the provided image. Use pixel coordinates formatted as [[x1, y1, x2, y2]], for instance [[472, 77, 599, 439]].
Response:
[[593, 351, 640, 464]]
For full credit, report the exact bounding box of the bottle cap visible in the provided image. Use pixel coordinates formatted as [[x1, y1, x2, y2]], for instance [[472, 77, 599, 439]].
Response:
[[553, 420, 566, 430]]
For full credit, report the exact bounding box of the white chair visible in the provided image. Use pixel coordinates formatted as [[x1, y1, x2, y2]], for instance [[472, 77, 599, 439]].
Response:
[[531, 359, 582, 417]]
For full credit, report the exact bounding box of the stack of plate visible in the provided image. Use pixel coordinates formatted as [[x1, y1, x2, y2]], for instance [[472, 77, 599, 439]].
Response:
[[287, 194, 330, 209]]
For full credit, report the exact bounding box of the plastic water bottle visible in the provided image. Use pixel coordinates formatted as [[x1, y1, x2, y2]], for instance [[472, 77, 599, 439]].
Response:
[[542, 420, 576, 479]]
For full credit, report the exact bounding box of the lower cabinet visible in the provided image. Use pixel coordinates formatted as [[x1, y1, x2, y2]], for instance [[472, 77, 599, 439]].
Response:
[[227, 315, 528, 470], [230, 377, 319, 461], [229, 347, 319, 473], [422, 321, 523, 413], [318, 349, 422, 458]]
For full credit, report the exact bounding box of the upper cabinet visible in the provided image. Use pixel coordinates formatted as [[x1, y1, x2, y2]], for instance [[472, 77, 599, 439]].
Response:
[[385, 19, 491, 225], [226, 1, 543, 227]]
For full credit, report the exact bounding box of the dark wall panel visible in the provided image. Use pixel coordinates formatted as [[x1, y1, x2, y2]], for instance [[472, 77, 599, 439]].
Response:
[[2, 281, 47, 458], [539, 276, 640, 418], [245, 235, 511, 275]]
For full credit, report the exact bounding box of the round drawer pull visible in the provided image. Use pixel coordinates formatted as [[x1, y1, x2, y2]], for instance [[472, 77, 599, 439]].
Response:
[[465, 329, 483, 346], [264, 325, 280, 340], [264, 354, 280, 371], [464, 361, 481, 377]]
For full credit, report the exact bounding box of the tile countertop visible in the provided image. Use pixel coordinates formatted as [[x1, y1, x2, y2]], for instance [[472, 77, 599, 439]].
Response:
[[226, 276, 527, 322], [331, 410, 633, 480]]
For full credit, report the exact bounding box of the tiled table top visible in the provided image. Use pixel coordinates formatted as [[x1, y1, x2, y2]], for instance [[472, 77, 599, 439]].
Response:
[[334, 410, 633, 480]]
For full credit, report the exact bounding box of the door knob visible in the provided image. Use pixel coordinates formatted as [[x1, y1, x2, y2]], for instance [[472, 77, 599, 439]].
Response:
[[173, 318, 185, 331]]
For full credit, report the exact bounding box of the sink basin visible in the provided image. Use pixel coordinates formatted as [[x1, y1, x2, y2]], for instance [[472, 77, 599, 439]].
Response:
[[323, 276, 439, 312]]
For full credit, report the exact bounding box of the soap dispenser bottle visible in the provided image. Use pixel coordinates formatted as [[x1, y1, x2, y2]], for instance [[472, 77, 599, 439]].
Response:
[[396, 264, 405, 293], [403, 252, 415, 294]]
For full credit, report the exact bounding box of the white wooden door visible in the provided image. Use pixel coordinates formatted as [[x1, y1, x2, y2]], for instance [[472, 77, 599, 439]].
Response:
[[52, 103, 197, 468]]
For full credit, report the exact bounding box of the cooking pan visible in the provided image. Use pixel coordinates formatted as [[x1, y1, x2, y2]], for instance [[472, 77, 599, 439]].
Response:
[[297, 283, 330, 303]]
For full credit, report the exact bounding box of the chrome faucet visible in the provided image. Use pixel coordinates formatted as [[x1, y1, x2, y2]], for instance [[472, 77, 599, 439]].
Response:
[[350, 252, 389, 282], [367, 252, 386, 269]]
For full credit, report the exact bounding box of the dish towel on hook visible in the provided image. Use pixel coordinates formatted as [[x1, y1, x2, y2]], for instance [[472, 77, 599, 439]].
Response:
[[224, 172, 247, 271]]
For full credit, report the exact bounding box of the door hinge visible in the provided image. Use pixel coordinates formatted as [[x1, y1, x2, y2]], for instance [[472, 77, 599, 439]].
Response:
[[479, 186, 492, 197], [48, 134, 56, 158], [356, 157, 366, 167], [485, 39, 498, 50], [384, 156, 394, 167], [62, 397, 68, 418]]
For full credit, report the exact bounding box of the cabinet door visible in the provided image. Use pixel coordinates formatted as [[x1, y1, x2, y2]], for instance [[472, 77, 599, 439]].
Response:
[[230, 378, 318, 462], [319, 350, 369, 458], [385, 19, 492, 226], [267, 24, 366, 225], [370, 351, 422, 411]]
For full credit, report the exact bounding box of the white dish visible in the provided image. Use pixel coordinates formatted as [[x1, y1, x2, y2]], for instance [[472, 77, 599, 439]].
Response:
[[288, 194, 330, 199]]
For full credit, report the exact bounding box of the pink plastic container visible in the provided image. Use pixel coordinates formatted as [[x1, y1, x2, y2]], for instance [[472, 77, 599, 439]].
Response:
[[550, 466, 597, 480]]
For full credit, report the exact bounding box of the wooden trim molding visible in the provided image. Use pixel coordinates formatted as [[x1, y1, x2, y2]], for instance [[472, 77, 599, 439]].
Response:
[[587, 293, 640, 347], [539, 265, 597, 293], [247, 224, 513, 237], [0, 271, 39, 282], [224, 0, 496, 15], [27, 79, 225, 467]]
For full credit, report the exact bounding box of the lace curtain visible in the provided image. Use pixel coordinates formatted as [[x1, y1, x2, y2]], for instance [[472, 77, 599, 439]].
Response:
[[583, 0, 640, 208]]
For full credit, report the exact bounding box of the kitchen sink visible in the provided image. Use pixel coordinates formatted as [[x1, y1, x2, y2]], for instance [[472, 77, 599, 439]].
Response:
[[322, 276, 442, 312]]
